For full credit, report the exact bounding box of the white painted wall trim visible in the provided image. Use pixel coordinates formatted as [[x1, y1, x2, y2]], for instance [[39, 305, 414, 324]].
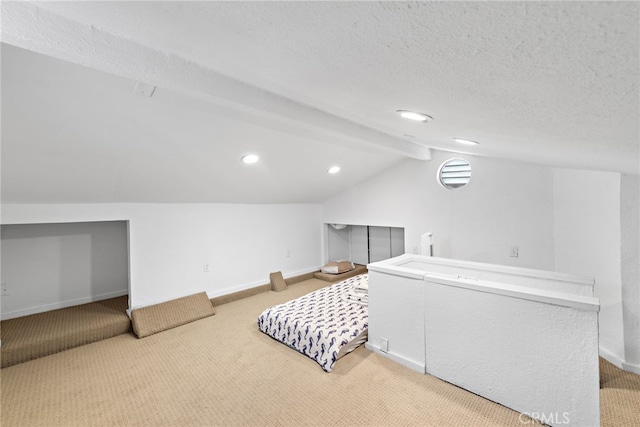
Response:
[[1, 289, 128, 320], [206, 265, 321, 299], [369, 254, 600, 311], [367, 263, 426, 279], [621, 361, 640, 376], [365, 342, 426, 374], [425, 276, 600, 312], [598, 345, 640, 375], [128, 265, 321, 312], [382, 254, 595, 286], [599, 346, 625, 369]]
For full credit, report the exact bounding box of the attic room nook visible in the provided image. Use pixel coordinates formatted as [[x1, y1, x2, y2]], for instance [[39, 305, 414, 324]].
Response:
[[325, 223, 405, 265], [1, 3, 638, 423], [0, 221, 130, 320]]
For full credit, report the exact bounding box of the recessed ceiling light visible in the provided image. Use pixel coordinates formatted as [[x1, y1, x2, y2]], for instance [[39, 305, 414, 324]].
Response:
[[453, 138, 480, 146], [327, 166, 341, 174], [241, 154, 259, 164], [397, 110, 433, 122]]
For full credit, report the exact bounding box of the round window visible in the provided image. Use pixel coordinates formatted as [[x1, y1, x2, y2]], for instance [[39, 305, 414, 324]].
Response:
[[438, 158, 471, 189]]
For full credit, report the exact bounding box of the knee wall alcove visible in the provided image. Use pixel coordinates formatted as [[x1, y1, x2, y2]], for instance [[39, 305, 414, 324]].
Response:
[[1, 221, 130, 320]]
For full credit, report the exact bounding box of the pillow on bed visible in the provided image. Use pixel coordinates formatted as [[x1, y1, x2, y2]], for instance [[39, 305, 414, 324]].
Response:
[[320, 261, 355, 274]]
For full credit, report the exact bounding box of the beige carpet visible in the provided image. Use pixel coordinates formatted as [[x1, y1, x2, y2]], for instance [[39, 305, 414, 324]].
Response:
[[599, 357, 640, 426], [1, 279, 638, 426], [0, 295, 130, 368]]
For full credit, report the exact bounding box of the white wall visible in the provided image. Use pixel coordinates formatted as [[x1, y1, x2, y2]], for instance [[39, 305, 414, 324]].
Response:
[[1, 221, 129, 319], [326, 225, 350, 262], [367, 256, 601, 427], [620, 173, 640, 373], [349, 225, 369, 265], [553, 169, 624, 365], [1, 203, 322, 310], [324, 149, 638, 372], [422, 277, 600, 427], [323, 149, 556, 270]]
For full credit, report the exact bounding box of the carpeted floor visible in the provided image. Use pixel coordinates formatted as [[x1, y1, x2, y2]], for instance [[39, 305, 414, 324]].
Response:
[[599, 356, 640, 426], [0, 295, 130, 368], [1, 279, 638, 426]]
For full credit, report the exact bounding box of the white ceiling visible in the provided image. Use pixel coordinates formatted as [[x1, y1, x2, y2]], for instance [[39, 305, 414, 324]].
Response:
[[1, 1, 638, 204]]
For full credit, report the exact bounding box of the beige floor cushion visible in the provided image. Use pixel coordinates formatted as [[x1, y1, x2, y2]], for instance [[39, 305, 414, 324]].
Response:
[[131, 292, 215, 338]]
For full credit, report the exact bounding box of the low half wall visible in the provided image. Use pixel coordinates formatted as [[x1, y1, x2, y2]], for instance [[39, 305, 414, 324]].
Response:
[[366, 254, 600, 427]]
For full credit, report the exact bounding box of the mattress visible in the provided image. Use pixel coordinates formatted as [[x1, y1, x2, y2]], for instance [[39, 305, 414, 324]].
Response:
[[257, 274, 368, 372]]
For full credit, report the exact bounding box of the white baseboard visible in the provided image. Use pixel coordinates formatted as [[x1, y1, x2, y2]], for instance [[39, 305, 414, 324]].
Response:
[[128, 266, 321, 313], [286, 266, 323, 279], [622, 361, 640, 375], [206, 280, 266, 299], [1, 289, 129, 320], [598, 345, 640, 375], [365, 342, 426, 374], [599, 346, 624, 369], [206, 265, 321, 299]]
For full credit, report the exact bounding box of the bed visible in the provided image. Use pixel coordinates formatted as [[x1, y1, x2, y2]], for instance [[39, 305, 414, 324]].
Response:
[[257, 274, 368, 372]]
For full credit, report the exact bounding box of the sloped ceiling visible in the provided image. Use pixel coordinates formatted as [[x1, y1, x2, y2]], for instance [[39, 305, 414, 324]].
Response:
[[1, 1, 638, 204]]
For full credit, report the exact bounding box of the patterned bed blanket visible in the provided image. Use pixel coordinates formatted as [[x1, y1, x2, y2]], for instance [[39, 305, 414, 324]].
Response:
[[257, 274, 368, 372]]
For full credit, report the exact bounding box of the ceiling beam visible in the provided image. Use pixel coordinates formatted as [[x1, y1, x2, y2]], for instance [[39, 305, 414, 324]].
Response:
[[1, 1, 430, 160]]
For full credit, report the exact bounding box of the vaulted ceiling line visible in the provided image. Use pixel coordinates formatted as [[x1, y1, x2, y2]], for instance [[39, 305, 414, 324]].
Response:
[[1, 1, 431, 161]]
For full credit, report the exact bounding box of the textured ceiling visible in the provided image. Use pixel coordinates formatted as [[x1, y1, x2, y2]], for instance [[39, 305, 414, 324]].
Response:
[[1, 1, 638, 203]]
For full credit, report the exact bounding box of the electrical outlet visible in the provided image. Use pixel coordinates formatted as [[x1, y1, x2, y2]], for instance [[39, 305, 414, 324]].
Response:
[[203, 263, 210, 273], [510, 246, 519, 258], [380, 337, 389, 353], [133, 81, 156, 97], [1, 284, 9, 296]]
